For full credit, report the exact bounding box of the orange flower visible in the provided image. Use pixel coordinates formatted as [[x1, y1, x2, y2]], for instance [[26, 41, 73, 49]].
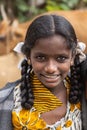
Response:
[[56, 125, 62, 130], [70, 102, 81, 112], [12, 111, 22, 129], [70, 104, 75, 112], [12, 109, 47, 130], [19, 109, 30, 124], [65, 120, 72, 127], [35, 119, 47, 129], [76, 102, 81, 110]]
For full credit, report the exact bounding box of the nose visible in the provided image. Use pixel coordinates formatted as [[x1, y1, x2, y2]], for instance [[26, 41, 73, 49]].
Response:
[[44, 60, 57, 74]]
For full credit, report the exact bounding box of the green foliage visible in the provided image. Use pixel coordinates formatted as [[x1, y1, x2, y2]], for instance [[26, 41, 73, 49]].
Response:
[[0, 0, 87, 22], [45, 0, 80, 11], [62, 0, 79, 8], [45, 1, 61, 10], [45, 0, 69, 11], [15, 0, 30, 22], [14, 0, 46, 22], [15, 0, 29, 12], [83, 0, 87, 2]]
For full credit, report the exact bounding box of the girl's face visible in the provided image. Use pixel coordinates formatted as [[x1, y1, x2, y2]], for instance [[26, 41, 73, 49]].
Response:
[[30, 35, 74, 89]]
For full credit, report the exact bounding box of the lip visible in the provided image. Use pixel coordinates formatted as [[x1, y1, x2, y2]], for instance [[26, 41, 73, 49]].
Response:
[[40, 74, 60, 82]]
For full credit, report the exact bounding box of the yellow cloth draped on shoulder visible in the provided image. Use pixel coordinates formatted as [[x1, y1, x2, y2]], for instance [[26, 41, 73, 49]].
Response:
[[32, 74, 63, 113], [12, 74, 70, 130]]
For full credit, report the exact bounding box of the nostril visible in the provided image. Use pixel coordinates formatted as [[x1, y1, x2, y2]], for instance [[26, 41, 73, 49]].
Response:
[[45, 64, 57, 74]]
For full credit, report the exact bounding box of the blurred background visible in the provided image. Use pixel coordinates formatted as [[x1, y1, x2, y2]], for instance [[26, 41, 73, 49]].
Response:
[[0, 0, 87, 88]]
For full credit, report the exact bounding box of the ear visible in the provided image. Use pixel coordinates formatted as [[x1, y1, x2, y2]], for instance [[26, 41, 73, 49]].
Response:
[[27, 58, 31, 65]]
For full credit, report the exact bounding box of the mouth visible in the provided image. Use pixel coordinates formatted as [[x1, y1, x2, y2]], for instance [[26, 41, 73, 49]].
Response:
[[40, 74, 60, 82]]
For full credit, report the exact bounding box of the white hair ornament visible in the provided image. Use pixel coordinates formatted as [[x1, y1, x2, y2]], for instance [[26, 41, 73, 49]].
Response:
[[13, 41, 86, 69], [13, 42, 27, 70], [76, 42, 86, 63], [13, 42, 24, 53]]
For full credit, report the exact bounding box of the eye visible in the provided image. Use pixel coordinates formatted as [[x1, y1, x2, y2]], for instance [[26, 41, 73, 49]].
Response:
[[56, 56, 68, 63], [35, 55, 46, 62]]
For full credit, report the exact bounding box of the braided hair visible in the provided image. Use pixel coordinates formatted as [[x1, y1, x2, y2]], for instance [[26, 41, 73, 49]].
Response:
[[19, 14, 87, 129], [20, 14, 77, 110], [20, 14, 85, 108], [20, 59, 34, 109], [80, 55, 87, 130], [69, 54, 83, 103], [20, 14, 78, 109]]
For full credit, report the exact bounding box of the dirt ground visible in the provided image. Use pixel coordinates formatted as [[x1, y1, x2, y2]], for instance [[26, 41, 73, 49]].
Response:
[[0, 52, 23, 88]]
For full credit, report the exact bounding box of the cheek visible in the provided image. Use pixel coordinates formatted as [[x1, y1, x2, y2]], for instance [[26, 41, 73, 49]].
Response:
[[59, 63, 71, 73], [31, 61, 43, 73]]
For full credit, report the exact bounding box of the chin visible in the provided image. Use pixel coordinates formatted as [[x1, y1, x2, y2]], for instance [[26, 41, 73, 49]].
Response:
[[44, 83, 59, 89]]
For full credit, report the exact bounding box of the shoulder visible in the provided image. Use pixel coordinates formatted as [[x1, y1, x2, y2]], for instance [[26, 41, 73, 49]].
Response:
[[0, 79, 21, 103], [1, 79, 21, 90]]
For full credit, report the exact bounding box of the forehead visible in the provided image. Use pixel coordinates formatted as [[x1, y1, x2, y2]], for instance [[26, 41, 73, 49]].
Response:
[[31, 35, 71, 55]]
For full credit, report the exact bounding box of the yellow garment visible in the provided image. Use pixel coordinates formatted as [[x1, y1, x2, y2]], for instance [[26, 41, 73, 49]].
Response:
[[12, 108, 47, 130], [32, 74, 63, 113], [12, 75, 71, 130], [12, 102, 81, 130]]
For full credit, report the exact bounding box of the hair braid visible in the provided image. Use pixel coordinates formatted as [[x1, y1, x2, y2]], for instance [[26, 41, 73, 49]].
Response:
[[20, 59, 34, 109], [69, 55, 83, 104], [80, 55, 87, 130]]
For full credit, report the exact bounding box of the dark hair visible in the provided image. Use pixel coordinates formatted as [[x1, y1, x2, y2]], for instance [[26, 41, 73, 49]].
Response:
[[80, 55, 87, 130], [19, 14, 87, 129], [22, 14, 77, 57], [20, 14, 79, 108]]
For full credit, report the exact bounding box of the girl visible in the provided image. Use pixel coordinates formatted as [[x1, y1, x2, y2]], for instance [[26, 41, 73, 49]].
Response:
[[0, 14, 87, 130]]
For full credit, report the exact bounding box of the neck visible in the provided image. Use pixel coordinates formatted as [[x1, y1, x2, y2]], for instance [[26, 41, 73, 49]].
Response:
[[48, 81, 66, 96], [48, 81, 67, 105]]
